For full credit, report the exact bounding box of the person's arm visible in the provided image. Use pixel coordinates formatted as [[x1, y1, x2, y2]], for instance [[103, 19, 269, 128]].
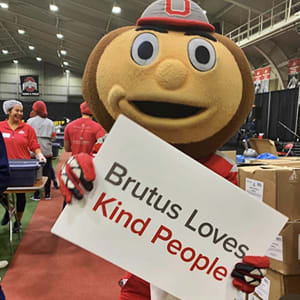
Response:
[[0, 133, 10, 193], [64, 124, 72, 152], [26, 125, 46, 162], [64, 139, 72, 152]]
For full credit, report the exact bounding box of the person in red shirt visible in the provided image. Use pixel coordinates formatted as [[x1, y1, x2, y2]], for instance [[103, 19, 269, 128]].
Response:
[[0, 100, 46, 233], [64, 102, 105, 155]]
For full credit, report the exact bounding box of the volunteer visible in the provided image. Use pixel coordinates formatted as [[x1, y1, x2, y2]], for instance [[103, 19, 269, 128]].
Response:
[[64, 101, 105, 155], [0, 100, 46, 233], [27, 100, 56, 201]]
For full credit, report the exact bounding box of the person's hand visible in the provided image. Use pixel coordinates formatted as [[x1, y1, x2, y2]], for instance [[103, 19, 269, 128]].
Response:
[[36, 152, 47, 163], [231, 256, 269, 293], [59, 153, 96, 203]]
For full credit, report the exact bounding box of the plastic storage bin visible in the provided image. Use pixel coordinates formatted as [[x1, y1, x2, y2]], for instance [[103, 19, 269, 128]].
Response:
[[8, 159, 40, 187], [52, 143, 61, 158]]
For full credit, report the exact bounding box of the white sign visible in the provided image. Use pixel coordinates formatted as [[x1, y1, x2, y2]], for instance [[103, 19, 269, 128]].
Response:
[[266, 235, 283, 261], [245, 178, 264, 202], [254, 277, 270, 300], [52, 115, 288, 300]]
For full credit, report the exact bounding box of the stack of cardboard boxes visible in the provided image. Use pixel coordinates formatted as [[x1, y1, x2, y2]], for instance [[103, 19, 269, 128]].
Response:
[[238, 158, 300, 300]]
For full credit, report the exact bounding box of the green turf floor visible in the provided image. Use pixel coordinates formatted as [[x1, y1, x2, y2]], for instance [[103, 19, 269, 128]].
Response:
[[0, 155, 60, 280]]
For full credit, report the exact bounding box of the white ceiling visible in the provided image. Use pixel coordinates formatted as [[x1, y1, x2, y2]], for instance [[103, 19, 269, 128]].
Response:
[[0, 0, 299, 84]]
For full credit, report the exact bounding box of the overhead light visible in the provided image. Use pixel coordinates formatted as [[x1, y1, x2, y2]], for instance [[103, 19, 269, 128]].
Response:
[[49, 4, 58, 12], [63, 61, 69, 66], [2, 49, 8, 54], [112, 5, 121, 14], [65, 69, 70, 73], [56, 33, 64, 39], [60, 49, 67, 55], [36, 57, 42, 62], [13, 60, 19, 64], [0, 3, 9, 9], [18, 29, 25, 35], [28, 45, 35, 50]]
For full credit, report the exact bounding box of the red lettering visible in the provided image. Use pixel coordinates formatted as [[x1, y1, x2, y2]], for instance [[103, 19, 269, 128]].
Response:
[[213, 266, 228, 281], [189, 253, 210, 271], [115, 210, 133, 228], [206, 257, 219, 275], [131, 217, 151, 236], [180, 247, 196, 262], [93, 192, 117, 217], [165, 0, 191, 16], [151, 225, 172, 243], [167, 239, 182, 255]]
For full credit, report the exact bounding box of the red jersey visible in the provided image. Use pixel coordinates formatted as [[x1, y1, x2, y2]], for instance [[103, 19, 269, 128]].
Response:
[[64, 118, 105, 155], [119, 151, 238, 300], [0, 120, 40, 159]]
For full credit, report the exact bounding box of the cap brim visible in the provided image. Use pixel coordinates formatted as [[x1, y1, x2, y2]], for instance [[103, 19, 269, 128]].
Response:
[[137, 17, 215, 32]]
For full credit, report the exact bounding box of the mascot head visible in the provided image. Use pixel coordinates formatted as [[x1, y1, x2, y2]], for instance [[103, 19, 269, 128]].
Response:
[[82, 0, 254, 159]]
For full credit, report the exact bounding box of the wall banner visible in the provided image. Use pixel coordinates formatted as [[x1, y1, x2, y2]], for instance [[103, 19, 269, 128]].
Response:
[[254, 67, 271, 94], [20, 75, 39, 96]]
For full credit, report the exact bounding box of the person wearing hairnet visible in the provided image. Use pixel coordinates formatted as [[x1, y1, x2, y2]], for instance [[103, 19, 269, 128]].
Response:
[[27, 100, 56, 200], [0, 100, 46, 233]]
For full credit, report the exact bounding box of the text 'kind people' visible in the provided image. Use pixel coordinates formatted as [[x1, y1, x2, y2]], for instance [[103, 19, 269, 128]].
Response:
[[92, 161, 250, 282]]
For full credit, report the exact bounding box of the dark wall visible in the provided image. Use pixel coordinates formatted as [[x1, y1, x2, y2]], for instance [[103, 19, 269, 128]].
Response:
[[0, 100, 81, 122], [254, 88, 299, 141]]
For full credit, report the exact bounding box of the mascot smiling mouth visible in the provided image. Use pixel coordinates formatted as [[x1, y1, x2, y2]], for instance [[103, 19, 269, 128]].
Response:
[[131, 101, 204, 118]]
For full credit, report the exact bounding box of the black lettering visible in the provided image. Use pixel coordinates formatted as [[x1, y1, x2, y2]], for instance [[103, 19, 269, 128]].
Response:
[[105, 162, 127, 186], [212, 228, 227, 244], [198, 222, 213, 237], [153, 197, 170, 213], [184, 209, 198, 231], [223, 237, 237, 252], [167, 204, 182, 219], [122, 177, 136, 191], [145, 187, 158, 205], [234, 244, 249, 259], [131, 183, 149, 200]]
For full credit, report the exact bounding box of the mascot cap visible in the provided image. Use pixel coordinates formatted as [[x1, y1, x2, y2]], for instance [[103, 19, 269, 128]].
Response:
[[32, 100, 48, 118], [80, 101, 93, 116], [137, 0, 215, 32]]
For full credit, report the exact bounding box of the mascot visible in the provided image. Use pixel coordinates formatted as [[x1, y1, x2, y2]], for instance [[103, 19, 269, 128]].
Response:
[[59, 0, 269, 299]]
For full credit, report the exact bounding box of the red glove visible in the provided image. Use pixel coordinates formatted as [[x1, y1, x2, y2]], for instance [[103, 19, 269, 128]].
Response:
[[231, 256, 270, 293], [59, 153, 96, 203]]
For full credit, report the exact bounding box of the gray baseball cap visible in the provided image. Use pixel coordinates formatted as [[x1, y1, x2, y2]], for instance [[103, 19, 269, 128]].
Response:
[[137, 0, 214, 32]]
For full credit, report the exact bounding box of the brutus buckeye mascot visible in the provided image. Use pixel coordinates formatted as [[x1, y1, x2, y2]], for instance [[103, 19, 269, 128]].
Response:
[[59, 0, 269, 299]]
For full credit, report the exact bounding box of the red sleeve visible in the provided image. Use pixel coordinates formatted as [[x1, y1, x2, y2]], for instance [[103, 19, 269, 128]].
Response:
[[95, 124, 106, 139], [64, 124, 70, 141], [27, 124, 40, 152]]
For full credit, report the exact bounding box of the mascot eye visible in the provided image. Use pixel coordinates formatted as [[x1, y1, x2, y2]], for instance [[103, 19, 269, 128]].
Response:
[[188, 39, 216, 71], [131, 33, 159, 66]]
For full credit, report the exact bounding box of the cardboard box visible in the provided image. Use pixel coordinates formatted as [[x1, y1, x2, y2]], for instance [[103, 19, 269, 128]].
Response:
[[238, 165, 300, 220], [221, 150, 237, 163], [266, 222, 300, 275], [249, 269, 300, 300], [249, 138, 278, 156]]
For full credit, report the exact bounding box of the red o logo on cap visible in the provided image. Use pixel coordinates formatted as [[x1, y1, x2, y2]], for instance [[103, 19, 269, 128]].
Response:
[[165, 0, 191, 16]]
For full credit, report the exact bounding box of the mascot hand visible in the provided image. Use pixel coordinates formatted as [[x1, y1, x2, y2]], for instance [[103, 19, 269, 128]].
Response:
[[231, 256, 270, 293], [59, 153, 96, 203]]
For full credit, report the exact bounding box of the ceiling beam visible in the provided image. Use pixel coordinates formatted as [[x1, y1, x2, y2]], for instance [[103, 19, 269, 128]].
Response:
[[0, 16, 94, 52], [0, 22, 26, 55], [252, 45, 284, 89], [212, 4, 235, 22], [224, 0, 263, 15]]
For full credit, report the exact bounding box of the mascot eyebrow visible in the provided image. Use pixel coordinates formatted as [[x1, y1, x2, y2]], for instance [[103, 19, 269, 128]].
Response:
[[136, 26, 168, 33], [184, 30, 217, 42]]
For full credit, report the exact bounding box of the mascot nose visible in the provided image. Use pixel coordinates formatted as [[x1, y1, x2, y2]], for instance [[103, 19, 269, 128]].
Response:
[[155, 59, 188, 90]]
